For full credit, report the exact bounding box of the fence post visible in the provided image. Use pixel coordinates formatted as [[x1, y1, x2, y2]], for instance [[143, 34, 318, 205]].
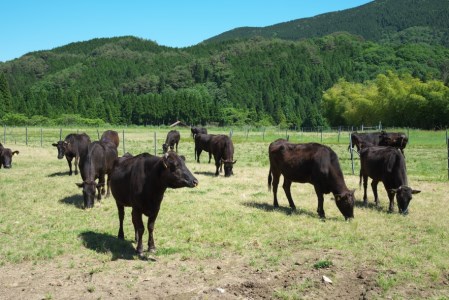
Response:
[[41, 128, 43, 147], [338, 126, 341, 143], [350, 133, 354, 175], [447, 138, 449, 180], [26, 127, 28, 146], [3, 125, 5, 143], [59, 128, 62, 141], [262, 128, 265, 141], [154, 132, 157, 155], [97, 129, 100, 140], [122, 129, 125, 154], [320, 127, 323, 143]]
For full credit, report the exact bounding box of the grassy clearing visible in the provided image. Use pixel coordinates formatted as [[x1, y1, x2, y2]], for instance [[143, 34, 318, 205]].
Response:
[[0, 127, 448, 298]]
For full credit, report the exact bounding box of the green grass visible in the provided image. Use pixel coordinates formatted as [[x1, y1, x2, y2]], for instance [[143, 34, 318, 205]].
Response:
[[0, 127, 448, 297]]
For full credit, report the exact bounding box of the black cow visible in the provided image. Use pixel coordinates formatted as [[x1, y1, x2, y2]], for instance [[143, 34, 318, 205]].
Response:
[[100, 130, 120, 148], [162, 130, 180, 153], [348, 132, 382, 153], [360, 146, 420, 214], [194, 133, 215, 163], [0, 143, 19, 169], [191, 127, 207, 138], [110, 152, 198, 256], [209, 134, 236, 177], [52, 133, 91, 175], [268, 139, 355, 220], [77, 141, 118, 208], [379, 132, 408, 155]]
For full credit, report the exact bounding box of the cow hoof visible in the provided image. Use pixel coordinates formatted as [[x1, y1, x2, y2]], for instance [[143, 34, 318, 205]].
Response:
[[148, 247, 157, 254]]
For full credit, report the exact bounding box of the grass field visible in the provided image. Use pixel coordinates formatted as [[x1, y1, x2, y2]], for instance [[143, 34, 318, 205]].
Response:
[[0, 127, 448, 299]]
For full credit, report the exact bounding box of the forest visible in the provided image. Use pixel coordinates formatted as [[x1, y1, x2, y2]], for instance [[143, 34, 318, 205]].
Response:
[[1, 0, 449, 129]]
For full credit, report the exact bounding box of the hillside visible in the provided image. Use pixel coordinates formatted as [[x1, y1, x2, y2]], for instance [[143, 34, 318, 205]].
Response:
[[1, 0, 449, 129], [204, 0, 449, 47]]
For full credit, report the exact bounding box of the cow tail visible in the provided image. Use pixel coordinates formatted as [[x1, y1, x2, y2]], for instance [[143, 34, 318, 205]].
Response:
[[268, 167, 272, 192]]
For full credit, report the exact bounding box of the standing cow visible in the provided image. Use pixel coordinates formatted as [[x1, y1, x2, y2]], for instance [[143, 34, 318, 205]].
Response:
[[268, 139, 355, 220], [194, 133, 215, 163], [100, 130, 120, 148], [360, 146, 420, 214], [162, 130, 180, 153], [0, 143, 19, 169], [209, 134, 236, 177], [110, 152, 198, 256], [77, 141, 118, 208], [52, 133, 91, 175], [191, 127, 207, 139]]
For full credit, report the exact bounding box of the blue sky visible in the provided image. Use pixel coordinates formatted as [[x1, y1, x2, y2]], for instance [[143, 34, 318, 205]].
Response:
[[0, 0, 372, 62]]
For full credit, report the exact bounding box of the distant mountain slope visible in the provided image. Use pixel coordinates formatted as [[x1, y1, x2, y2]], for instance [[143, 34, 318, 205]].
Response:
[[204, 0, 449, 46]]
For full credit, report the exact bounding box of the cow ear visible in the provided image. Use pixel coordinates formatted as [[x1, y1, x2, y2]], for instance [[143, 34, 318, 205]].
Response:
[[412, 189, 421, 194], [162, 153, 169, 169], [76, 183, 84, 188], [232, 160, 237, 164], [52, 143, 58, 147], [13, 151, 19, 155]]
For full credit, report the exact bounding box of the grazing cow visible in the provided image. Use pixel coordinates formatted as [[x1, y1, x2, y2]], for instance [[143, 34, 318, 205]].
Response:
[[52, 133, 91, 175], [348, 132, 382, 153], [191, 126, 207, 138], [194, 133, 215, 163], [162, 130, 180, 153], [209, 134, 236, 177], [0, 143, 19, 169], [379, 131, 408, 155], [100, 130, 120, 148], [360, 146, 420, 214], [110, 152, 198, 256], [77, 141, 118, 208], [268, 139, 355, 220]]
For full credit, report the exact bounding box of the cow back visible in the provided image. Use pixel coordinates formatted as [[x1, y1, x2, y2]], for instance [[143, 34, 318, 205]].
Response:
[[101, 130, 120, 148]]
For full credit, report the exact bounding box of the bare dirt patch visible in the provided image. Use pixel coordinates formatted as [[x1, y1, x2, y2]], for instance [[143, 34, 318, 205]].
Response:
[[0, 250, 421, 300]]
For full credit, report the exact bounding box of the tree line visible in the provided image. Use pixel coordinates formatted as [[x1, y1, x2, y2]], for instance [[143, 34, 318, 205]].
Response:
[[1, 33, 449, 129]]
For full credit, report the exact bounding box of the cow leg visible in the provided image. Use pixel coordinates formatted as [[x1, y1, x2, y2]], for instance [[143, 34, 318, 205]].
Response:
[[208, 152, 212, 164], [196, 149, 202, 163], [282, 179, 296, 210], [131, 209, 145, 255], [371, 180, 380, 206], [271, 170, 281, 208], [214, 158, 220, 176], [387, 190, 395, 213], [117, 204, 125, 240], [105, 174, 111, 198], [74, 154, 79, 175], [66, 157, 73, 175], [147, 207, 161, 253], [175, 142, 178, 152], [314, 187, 325, 219], [362, 174, 369, 206]]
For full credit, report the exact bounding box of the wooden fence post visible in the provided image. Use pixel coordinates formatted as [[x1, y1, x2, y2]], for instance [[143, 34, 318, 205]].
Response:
[[350, 132, 354, 175], [59, 128, 62, 141], [154, 132, 157, 155], [122, 129, 125, 154]]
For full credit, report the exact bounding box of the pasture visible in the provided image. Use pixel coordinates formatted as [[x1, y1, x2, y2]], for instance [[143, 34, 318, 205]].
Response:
[[0, 127, 448, 299]]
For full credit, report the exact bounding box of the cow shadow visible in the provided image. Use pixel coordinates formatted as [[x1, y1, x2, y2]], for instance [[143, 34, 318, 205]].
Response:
[[79, 231, 136, 260], [47, 171, 69, 177], [242, 201, 321, 219], [194, 171, 216, 177], [59, 194, 84, 209], [354, 199, 383, 212]]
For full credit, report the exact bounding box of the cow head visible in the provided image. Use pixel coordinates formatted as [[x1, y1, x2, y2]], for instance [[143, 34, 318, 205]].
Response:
[[0, 148, 19, 169], [76, 181, 104, 209], [334, 189, 355, 220], [160, 152, 198, 188], [52, 141, 66, 159], [221, 158, 237, 177], [390, 186, 421, 215], [162, 143, 169, 153]]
